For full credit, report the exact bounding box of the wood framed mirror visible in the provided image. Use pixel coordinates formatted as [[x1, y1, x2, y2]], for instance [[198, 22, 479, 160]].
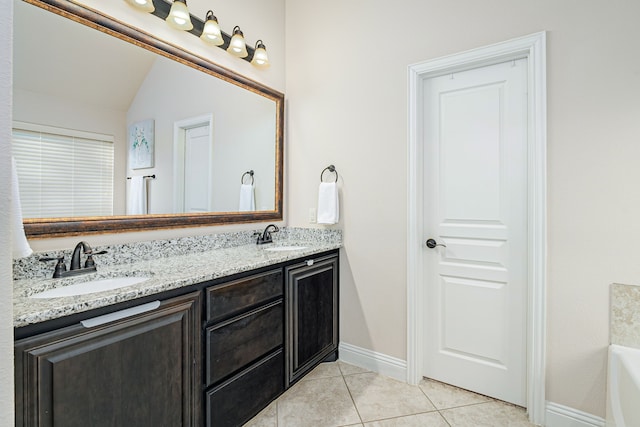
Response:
[[14, 0, 283, 238]]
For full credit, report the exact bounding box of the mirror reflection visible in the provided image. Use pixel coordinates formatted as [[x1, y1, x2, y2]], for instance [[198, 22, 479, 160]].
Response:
[[13, 0, 277, 219]]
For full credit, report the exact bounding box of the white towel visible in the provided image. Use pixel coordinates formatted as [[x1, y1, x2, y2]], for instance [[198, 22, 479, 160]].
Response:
[[11, 157, 33, 259], [127, 176, 147, 215], [239, 184, 256, 211], [317, 182, 339, 224]]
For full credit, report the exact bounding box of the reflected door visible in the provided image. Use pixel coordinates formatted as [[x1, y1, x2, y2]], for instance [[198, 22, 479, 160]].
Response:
[[184, 124, 212, 213], [422, 59, 528, 405]]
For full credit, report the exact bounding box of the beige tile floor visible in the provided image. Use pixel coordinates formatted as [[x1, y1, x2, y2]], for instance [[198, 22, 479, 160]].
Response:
[[243, 361, 538, 427]]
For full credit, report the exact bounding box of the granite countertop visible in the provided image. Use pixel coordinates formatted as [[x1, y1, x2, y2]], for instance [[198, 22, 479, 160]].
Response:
[[14, 239, 341, 328]]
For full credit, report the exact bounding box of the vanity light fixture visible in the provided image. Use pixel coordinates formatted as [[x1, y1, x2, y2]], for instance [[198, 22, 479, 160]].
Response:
[[143, 2, 268, 67], [250, 40, 269, 68], [166, 0, 193, 31], [227, 26, 248, 58], [200, 10, 224, 45], [124, 0, 155, 13]]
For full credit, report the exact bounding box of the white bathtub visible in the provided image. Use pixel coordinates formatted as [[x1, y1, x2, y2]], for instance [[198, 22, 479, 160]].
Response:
[[607, 344, 640, 427]]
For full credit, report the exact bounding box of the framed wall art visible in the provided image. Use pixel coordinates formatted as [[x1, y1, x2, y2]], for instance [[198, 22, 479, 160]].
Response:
[[129, 119, 155, 169]]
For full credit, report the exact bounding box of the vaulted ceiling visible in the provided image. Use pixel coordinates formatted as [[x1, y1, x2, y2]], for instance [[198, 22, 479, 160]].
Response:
[[13, 0, 156, 112]]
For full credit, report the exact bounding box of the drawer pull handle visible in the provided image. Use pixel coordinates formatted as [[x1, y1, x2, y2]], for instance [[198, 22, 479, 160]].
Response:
[[81, 301, 161, 328]]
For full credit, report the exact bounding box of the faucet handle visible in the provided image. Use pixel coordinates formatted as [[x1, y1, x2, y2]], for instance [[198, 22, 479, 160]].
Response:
[[85, 250, 107, 256], [84, 250, 107, 268], [39, 256, 64, 262], [40, 256, 67, 278]]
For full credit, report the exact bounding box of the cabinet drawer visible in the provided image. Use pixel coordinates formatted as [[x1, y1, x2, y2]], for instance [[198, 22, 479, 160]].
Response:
[[206, 269, 283, 323], [206, 349, 284, 427], [206, 300, 283, 386]]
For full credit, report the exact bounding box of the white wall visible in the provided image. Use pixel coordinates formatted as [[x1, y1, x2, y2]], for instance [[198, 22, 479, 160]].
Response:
[[285, 0, 640, 418], [0, 0, 14, 422], [127, 57, 276, 214]]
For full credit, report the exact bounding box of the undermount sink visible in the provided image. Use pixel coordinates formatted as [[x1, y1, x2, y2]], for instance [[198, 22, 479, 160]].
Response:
[[30, 276, 150, 299], [263, 246, 308, 252]]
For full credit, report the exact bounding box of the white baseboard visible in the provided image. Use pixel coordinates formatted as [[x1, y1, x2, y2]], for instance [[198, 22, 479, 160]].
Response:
[[338, 342, 407, 382], [545, 402, 605, 427]]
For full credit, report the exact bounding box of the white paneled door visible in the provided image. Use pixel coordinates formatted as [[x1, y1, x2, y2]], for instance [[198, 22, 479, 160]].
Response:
[[184, 124, 211, 213], [422, 59, 528, 406]]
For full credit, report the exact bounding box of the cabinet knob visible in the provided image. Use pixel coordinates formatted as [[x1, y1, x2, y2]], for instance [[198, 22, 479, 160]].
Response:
[[306, 260, 314, 266]]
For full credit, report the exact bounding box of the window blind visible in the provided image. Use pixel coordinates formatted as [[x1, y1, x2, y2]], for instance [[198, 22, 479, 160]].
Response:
[[12, 122, 114, 218]]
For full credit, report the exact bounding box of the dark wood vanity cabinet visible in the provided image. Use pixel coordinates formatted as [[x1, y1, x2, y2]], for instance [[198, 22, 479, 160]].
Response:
[[14, 292, 201, 427], [15, 250, 339, 427], [286, 254, 339, 386], [204, 269, 284, 427], [204, 252, 339, 426]]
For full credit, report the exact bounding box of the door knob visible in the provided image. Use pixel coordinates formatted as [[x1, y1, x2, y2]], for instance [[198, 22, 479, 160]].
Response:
[[426, 238, 446, 248]]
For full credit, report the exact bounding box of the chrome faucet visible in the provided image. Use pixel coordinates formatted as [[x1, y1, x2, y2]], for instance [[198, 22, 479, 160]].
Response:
[[40, 241, 107, 278], [254, 224, 279, 245]]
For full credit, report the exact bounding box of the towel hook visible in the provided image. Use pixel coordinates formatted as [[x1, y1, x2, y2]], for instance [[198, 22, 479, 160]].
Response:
[[320, 165, 338, 183], [241, 170, 254, 185]]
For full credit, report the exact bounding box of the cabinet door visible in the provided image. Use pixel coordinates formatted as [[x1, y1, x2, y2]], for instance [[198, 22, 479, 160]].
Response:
[[15, 292, 201, 427], [286, 255, 338, 385]]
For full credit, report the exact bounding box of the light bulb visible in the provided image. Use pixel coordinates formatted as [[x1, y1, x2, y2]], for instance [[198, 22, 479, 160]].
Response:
[[200, 11, 224, 46], [166, 0, 193, 31], [251, 40, 270, 68], [124, 0, 154, 13], [227, 26, 248, 58]]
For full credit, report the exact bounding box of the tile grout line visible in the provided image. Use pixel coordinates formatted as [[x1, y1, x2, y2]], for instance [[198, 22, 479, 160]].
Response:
[[416, 381, 452, 427], [419, 377, 520, 426], [436, 409, 453, 427], [440, 400, 498, 411], [358, 411, 446, 425], [338, 364, 365, 426]]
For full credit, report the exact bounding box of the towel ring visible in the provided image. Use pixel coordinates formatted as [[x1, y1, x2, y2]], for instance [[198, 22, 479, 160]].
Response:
[[241, 170, 254, 185], [320, 165, 338, 183]]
